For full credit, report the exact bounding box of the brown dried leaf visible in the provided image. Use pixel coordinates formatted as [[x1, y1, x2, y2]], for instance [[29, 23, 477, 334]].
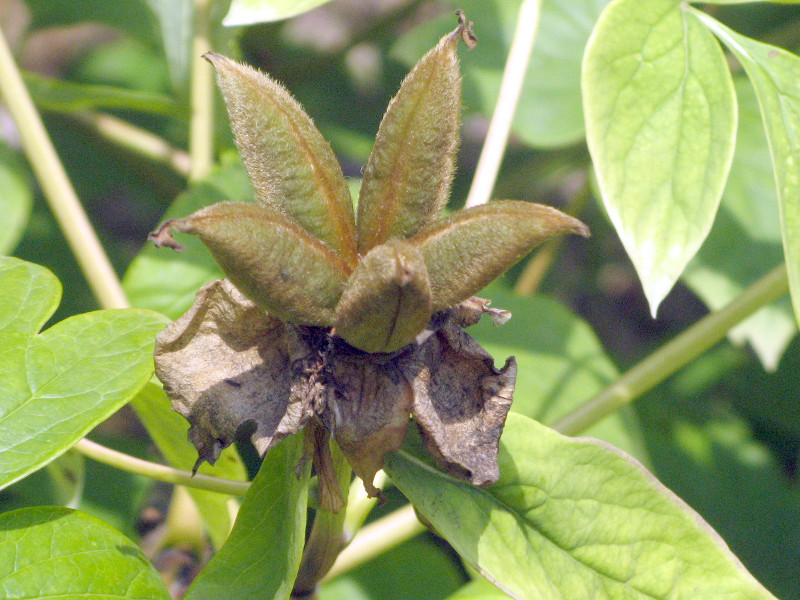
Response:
[[326, 348, 413, 497], [402, 319, 516, 486], [154, 279, 314, 469]]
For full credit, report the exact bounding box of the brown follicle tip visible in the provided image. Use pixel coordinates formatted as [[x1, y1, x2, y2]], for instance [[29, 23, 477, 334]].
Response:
[[148, 220, 186, 252], [455, 10, 477, 49]]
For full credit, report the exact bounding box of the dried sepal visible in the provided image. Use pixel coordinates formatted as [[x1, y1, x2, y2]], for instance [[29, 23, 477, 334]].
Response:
[[154, 280, 312, 469], [402, 319, 516, 485], [410, 201, 590, 311], [149, 202, 350, 326], [205, 52, 357, 266], [334, 239, 432, 353], [326, 348, 414, 497], [355, 14, 475, 253]]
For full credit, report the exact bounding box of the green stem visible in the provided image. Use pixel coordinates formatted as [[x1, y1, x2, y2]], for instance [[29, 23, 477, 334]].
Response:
[[74, 438, 249, 496], [464, 0, 542, 209], [552, 263, 790, 436], [188, 0, 215, 181], [323, 504, 425, 582], [342, 470, 387, 540], [72, 112, 191, 177], [0, 24, 128, 310]]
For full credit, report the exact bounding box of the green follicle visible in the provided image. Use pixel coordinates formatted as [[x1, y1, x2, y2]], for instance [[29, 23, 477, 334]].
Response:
[[204, 52, 358, 268], [410, 201, 591, 311], [334, 239, 432, 354], [149, 202, 351, 326], [355, 12, 475, 254]]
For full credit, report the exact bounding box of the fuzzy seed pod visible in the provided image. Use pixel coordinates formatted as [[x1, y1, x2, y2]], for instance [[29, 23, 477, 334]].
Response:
[[148, 203, 351, 326], [355, 15, 476, 254], [334, 239, 432, 353], [205, 52, 358, 267], [410, 201, 590, 311]]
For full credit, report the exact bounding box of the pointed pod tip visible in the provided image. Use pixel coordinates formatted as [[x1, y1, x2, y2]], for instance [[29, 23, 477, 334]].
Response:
[[573, 219, 591, 238], [148, 220, 186, 252], [202, 51, 223, 65], [454, 9, 477, 49]]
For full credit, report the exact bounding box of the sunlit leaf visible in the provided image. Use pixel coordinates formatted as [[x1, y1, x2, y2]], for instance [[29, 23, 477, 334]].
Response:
[[583, 0, 737, 314], [0, 507, 170, 599], [0, 145, 32, 255], [184, 433, 310, 600], [223, 0, 333, 25], [386, 413, 777, 600], [689, 9, 800, 330], [0, 257, 167, 490]]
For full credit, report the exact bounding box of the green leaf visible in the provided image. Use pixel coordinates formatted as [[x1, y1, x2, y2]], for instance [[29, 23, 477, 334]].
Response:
[[583, 0, 737, 314], [206, 52, 357, 266], [123, 156, 251, 319], [0, 507, 170, 599], [470, 288, 644, 459], [145, 0, 193, 92], [410, 201, 588, 311], [24, 71, 183, 116], [0, 257, 167, 490], [445, 578, 512, 600], [688, 10, 800, 331], [683, 77, 796, 370], [184, 433, 310, 600], [0, 145, 32, 255], [392, 0, 610, 148], [356, 19, 468, 253], [131, 381, 247, 549], [223, 0, 333, 25], [386, 413, 777, 600]]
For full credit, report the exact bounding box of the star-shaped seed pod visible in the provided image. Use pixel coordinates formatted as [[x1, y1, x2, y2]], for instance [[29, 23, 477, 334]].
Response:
[[149, 11, 589, 506]]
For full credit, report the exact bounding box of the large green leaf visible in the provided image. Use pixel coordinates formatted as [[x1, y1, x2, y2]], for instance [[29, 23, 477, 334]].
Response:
[[123, 156, 252, 319], [145, 0, 193, 92], [689, 10, 800, 330], [684, 77, 796, 370], [385, 413, 777, 600], [0, 257, 167, 490], [0, 507, 170, 599], [0, 146, 32, 255], [223, 0, 333, 25], [470, 287, 644, 459], [445, 578, 511, 600], [393, 0, 609, 148], [132, 381, 247, 549], [184, 433, 310, 600], [583, 0, 737, 314], [24, 71, 183, 116]]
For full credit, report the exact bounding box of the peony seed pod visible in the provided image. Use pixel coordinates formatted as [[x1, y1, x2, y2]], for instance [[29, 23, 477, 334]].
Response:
[[410, 201, 590, 311], [148, 202, 351, 326], [334, 239, 432, 353]]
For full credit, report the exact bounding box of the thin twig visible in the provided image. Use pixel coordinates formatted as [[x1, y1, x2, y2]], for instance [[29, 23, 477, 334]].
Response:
[[464, 0, 542, 209], [74, 438, 250, 496], [0, 24, 129, 309], [552, 263, 790, 436]]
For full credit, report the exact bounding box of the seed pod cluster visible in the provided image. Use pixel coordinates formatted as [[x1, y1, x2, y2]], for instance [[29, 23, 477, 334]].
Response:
[[150, 12, 589, 354]]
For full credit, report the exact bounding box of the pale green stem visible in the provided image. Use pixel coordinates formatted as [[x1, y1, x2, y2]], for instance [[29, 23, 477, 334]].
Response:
[[0, 25, 128, 309], [188, 0, 215, 181], [322, 504, 425, 582], [73, 111, 191, 177], [552, 263, 790, 436], [464, 0, 542, 209], [342, 470, 387, 540], [74, 438, 250, 496]]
